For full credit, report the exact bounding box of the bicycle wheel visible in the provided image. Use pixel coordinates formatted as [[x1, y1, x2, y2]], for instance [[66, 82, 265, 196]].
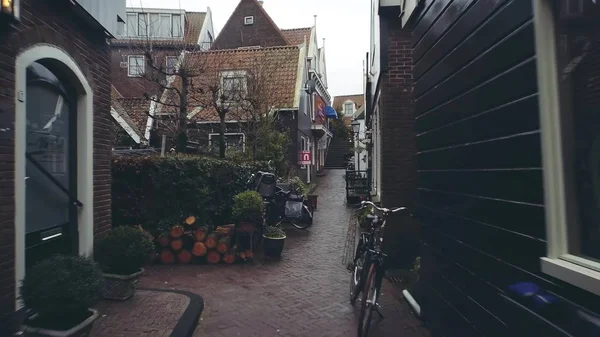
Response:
[[289, 205, 313, 229], [350, 249, 368, 304], [358, 264, 377, 337]]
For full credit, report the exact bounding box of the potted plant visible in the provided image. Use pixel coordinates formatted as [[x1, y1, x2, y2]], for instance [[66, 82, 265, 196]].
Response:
[[20, 255, 103, 337], [232, 190, 265, 233], [262, 225, 286, 258], [287, 176, 308, 197], [307, 183, 318, 212], [357, 205, 374, 229], [94, 226, 155, 301]]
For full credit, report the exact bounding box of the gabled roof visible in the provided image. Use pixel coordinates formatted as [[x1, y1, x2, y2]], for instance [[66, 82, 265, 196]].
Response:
[[282, 27, 312, 46], [111, 11, 207, 47], [163, 46, 302, 123], [333, 94, 365, 111], [110, 86, 146, 143], [211, 0, 288, 50]]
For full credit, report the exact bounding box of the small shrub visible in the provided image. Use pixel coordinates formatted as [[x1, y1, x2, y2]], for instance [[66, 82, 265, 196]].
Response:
[[94, 226, 155, 275], [20, 255, 102, 320], [264, 226, 286, 239], [287, 176, 308, 196], [232, 191, 264, 223]]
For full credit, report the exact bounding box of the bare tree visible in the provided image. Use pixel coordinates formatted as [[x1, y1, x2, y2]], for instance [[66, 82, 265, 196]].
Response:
[[184, 47, 297, 159], [112, 8, 211, 152]]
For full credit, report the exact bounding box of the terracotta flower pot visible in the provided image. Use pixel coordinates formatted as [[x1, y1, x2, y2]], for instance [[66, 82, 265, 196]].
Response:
[[307, 194, 318, 211], [101, 268, 144, 301], [22, 308, 99, 337]]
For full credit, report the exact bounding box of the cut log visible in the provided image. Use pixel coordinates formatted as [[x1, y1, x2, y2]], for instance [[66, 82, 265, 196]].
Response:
[[215, 224, 234, 236], [184, 216, 196, 226], [206, 250, 221, 264], [205, 233, 218, 249], [177, 250, 192, 264], [192, 242, 207, 257], [223, 252, 236, 264], [245, 249, 254, 259], [170, 238, 183, 251], [170, 225, 185, 238], [217, 236, 231, 254], [156, 233, 170, 248], [160, 249, 175, 264], [239, 251, 246, 260], [194, 228, 207, 242]]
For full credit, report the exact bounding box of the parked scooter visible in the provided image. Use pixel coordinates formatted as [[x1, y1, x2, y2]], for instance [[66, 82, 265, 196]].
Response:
[[246, 169, 313, 230]]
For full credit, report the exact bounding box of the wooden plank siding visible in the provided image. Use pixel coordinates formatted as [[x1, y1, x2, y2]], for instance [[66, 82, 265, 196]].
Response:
[[409, 1, 600, 336]]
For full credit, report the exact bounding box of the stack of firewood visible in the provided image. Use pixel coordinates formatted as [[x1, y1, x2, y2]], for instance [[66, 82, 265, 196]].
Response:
[[154, 216, 254, 265]]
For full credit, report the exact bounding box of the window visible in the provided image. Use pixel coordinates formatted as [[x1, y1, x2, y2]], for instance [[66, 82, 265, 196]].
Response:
[[209, 133, 245, 152], [126, 13, 137, 36], [165, 56, 178, 74], [344, 102, 354, 115], [220, 71, 247, 102], [534, 0, 600, 295], [172, 14, 182, 37], [244, 16, 254, 25], [138, 13, 148, 36], [127, 56, 145, 77]]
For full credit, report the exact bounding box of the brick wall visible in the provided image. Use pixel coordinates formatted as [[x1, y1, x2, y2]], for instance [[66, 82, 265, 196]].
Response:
[[110, 46, 181, 98], [378, 15, 419, 270], [0, 0, 113, 331], [212, 0, 287, 50]]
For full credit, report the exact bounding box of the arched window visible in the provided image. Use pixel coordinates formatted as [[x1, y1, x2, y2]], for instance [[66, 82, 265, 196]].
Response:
[[24, 61, 79, 268]]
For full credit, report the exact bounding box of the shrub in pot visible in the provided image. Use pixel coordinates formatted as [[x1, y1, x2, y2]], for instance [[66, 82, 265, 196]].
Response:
[[232, 190, 265, 232], [263, 226, 286, 258], [94, 226, 155, 300], [20, 255, 102, 337]]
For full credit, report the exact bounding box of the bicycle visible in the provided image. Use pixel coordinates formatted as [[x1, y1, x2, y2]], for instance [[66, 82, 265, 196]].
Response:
[[348, 201, 409, 337]]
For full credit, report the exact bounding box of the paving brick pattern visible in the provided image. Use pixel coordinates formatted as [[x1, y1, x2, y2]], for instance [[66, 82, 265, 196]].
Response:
[[139, 169, 430, 337], [91, 290, 190, 337]]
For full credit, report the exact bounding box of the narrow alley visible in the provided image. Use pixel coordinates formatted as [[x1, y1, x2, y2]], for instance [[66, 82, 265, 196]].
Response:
[[93, 169, 429, 337]]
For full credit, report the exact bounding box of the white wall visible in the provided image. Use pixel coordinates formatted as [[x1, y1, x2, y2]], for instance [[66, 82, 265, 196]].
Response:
[[75, 0, 126, 37], [198, 8, 215, 50]]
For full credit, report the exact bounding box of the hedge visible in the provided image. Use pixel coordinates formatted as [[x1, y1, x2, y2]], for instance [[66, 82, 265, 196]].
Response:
[[112, 155, 267, 233]]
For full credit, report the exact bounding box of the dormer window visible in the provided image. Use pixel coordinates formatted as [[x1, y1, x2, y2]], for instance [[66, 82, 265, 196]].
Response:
[[244, 16, 254, 25], [123, 11, 184, 38], [344, 102, 355, 115]]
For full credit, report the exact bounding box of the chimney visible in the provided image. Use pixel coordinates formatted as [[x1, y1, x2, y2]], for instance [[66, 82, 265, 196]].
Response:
[[258, 0, 264, 6], [313, 14, 317, 27]]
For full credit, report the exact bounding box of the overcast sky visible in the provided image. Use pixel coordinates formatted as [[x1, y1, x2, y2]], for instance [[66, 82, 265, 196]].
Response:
[[127, 0, 369, 98]]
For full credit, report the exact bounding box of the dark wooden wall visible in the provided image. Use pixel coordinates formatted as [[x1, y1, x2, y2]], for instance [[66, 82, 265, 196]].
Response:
[[410, 1, 600, 336]]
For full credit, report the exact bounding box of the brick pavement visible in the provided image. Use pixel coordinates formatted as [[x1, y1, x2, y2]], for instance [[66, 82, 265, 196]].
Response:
[[91, 290, 189, 337], [139, 169, 430, 337]]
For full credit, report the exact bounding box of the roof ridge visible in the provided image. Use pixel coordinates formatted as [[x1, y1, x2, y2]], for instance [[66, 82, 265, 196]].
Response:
[[190, 45, 300, 55], [281, 27, 312, 31]]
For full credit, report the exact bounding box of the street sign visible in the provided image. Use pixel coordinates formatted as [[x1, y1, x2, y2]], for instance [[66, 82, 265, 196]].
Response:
[[298, 150, 311, 165]]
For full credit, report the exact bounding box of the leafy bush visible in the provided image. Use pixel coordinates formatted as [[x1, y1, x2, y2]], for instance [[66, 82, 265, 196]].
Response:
[[287, 176, 308, 196], [232, 191, 264, 223], [112, 155, 268, 232], [20, 255, 102, 320], [95, 226, 155, 275], [264, 226, 286, 239]]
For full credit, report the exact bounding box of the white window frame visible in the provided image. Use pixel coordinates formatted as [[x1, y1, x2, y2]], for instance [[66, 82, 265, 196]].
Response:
[[244, 16, 254, 25], [165, 56, 178, 75], [220, 70, 248, 102], [127, 55, 145, 77], [344, 101, 355, 115], [533, 0, 600, 296], [208, 133, 245, 152]]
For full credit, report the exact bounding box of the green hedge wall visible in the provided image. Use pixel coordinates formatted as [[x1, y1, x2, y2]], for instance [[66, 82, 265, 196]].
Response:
[[112, 155, 268, 233]]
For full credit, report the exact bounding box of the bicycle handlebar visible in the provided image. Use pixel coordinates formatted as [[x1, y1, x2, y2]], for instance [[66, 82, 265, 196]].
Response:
[[357, 201, 408, 215]]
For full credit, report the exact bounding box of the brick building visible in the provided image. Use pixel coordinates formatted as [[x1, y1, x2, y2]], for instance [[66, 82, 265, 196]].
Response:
[[365, 0, 417, 271], [0, 0, 125, 332], [109, 7, 215, 148], [207, 0, 333, 182]]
